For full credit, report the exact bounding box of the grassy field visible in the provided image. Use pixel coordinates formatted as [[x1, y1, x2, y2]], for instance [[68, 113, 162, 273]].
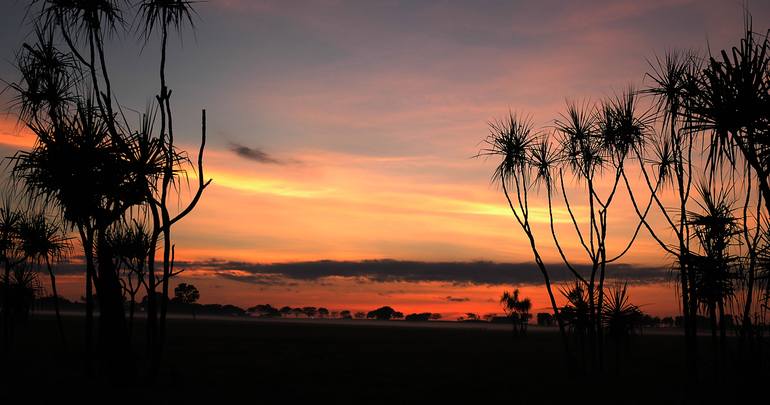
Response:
[[0, 314, 759, 403]]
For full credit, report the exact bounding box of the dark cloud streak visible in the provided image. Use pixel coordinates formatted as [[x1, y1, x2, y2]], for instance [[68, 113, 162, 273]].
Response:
[[229, 142, 288, 165], [172, 259, 672, 286], [52, 259, 671, 286]]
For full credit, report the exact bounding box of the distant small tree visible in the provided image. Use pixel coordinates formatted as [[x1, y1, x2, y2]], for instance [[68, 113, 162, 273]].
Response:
[[248, 304, 280, 318], [367, 306, 397, 320], [173, 283, 200, 319], [291, 308, 304, 318], [302, 306, 317, 318], [279, 306, 292, 317], [537, 312, 554, 327], [392, 311, 404, 319], [430, 313, 442, 320], [500, 289, 532, 334], [354, 311, 366, 319], [340, 310, 352, 319], [405, 312, 431, 321], [317, 307, 329, 318]]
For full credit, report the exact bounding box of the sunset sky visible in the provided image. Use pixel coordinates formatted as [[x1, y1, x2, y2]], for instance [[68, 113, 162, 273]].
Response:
[[1, 0, 769, 317]]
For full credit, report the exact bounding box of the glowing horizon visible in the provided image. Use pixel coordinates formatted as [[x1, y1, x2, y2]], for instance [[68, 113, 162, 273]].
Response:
[[1, 0, 767, 318]]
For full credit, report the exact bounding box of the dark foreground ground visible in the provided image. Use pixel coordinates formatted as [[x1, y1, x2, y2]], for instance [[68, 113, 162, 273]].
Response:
[[1, 314, 765, 404]]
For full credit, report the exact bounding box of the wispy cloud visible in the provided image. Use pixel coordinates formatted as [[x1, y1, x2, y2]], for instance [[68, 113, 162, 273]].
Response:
[[230, 142, 290, 165]]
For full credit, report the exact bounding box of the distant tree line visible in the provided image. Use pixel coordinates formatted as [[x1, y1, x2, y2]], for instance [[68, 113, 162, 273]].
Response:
[[244, 304, 442, 322]]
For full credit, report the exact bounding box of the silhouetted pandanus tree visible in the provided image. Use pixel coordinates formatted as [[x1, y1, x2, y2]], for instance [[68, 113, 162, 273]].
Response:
[[136, 0, 211, 376], [500, 289, 532, 335], [107, 221, 151, 338], [0, 201, 25, 353], [685, 20, 770, 217], [634, 50, 702, 376], [681, 18, 770, 357], [17, 211, 70, 344], [8, 0, 211, 380], [478, 113, 572, 365], [687, 183, 738, 372], [558, 282, 592, 368], [550, 91, 653, 371], [601, 282, 643, 371], [12, 94, 146, 376]]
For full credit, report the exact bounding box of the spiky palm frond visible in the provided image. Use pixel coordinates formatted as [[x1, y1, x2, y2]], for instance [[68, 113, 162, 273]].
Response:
[[500, 289, 519, 316], [644, 50, 699, 130], [11, 98, 147, 226], [602, 282, 643, 339], [479, 112, 537, 185], [106, 221, 151, 265], [598, 89, 654, 160], [529, 135, 560, 189], [0, 204, 23, 259], [9, 27, 80, 125], [684, 22, 770, 173], [138, 0, 197, 40], [646, 132, 677, 188], [687, 183, 738, 307], [555, 101, 605, 178], [559, 282, 592, 334], [34, 0, 127, 40], [689, 182, 738, 255], [16, 213, 71, 263]]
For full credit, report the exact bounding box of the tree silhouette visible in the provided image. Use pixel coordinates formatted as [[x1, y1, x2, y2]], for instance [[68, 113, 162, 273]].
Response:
[[367, 306, 397, 320], [602, 282, 643, 370], [687, 184, 738, 370], [1, 202, 24, 352], [248, 304, 280, 318], [8, 0, 211, 378], [500, 289, 531, 334], [550, 92, 652, 370], [17, 212, 70, 344], [302, 306, 317, 318], [107, 222, 151, 337], [279, 306, 293, 317], [173, 283, 200, 320], [633, 49, 702, 377], [477, 113, 571, 362], [405, 312, 432, 322], [602, 283, 643, 341]]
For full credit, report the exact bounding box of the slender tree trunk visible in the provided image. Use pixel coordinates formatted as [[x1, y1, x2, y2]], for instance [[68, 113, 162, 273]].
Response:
[[709, 302, 718, 380], [128, 293, 136, 340], [157, 218, 172, 367], [2, 259, 11, 355], [146, 208, 160, 376], [95, 228, 133, 380], [717, 299, 726, 368], [45, 257, 66, 345], [597, 249, 607, 372], [81, 226, 95, 376]]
